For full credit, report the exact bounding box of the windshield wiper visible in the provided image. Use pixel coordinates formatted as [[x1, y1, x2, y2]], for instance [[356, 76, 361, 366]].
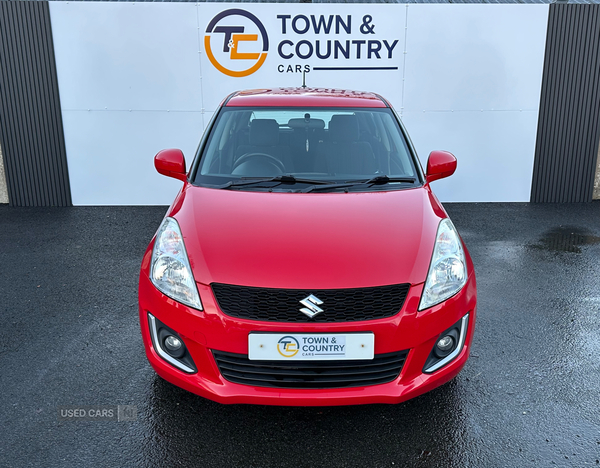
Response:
[[300, 182, 358, 193], [363, 175, 417, 185], [302, 175, 416, 193], [215, 175, 334, 190]]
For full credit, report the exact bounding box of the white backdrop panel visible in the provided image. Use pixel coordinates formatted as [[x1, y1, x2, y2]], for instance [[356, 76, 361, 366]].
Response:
[[403, 5, 548, 112], [62, 111, 205, 205], [402, 110, 539, 202], [50, 3, 548, 205], [50, 2, 202, 112]]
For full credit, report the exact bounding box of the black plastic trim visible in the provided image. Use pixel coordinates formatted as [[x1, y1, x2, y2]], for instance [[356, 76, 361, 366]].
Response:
[[212, 350, 408, 389], [211, 283, 411, 323], [422, 315, 467, 373]]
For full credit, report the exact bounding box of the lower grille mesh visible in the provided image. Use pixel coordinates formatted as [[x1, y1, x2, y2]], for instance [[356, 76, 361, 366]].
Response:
[[212, 350, 408, 389]]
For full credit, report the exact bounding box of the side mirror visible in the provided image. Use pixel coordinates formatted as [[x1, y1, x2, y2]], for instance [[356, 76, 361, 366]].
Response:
[[426, 151, 457, 184], [154, 149, 187, 182]]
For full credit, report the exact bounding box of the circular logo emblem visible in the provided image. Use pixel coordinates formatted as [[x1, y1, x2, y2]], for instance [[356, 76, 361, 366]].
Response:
[[204, 9, 269, 78], [277, 336, 299, 358]]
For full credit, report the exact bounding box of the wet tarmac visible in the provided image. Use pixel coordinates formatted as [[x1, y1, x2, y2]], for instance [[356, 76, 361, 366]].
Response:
[[0, 203, 599, 468]]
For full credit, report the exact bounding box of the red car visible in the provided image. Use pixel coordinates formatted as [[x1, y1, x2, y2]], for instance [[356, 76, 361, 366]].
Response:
[[138, 88, 477, 406]]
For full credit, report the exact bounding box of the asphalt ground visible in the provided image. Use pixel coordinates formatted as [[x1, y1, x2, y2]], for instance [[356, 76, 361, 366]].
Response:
[[1, 202, 599, 468]]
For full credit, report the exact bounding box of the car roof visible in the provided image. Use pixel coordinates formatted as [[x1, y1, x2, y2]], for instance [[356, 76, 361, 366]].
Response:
[[224, 87, 389, 108]]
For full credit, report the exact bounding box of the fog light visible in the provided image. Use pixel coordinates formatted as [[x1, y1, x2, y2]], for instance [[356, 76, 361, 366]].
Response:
[[164, 335, 185, 358], [434, 333, 456, 358], [437, 336, 454, 351], [147, 313, 196, 373], [423, 314, 469, 374]]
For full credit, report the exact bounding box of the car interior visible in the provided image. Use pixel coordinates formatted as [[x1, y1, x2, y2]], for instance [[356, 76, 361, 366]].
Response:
[[200, 109, 415, 180]]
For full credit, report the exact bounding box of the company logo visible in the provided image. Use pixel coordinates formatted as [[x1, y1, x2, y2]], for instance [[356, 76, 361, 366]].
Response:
[[277, 336, 299, 358], [204, 9, 269, 77], [299, 294, 324, 318]]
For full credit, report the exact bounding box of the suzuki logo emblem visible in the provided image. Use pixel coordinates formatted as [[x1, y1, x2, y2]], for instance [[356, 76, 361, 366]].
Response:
[[299, 294, 324, 318]]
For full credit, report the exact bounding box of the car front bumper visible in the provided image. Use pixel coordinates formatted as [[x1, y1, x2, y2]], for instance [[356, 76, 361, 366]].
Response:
[[138, 256, 477, 406]]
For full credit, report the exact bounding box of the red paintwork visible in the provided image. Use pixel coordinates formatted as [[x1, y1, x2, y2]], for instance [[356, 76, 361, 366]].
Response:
[[426, 150, 457, 184], [154, 149, 187, 182], [138, 89, 478, 406], [225, 88, 388, 108], [138, 250, 476, 406], [171, 187, 440, 288]]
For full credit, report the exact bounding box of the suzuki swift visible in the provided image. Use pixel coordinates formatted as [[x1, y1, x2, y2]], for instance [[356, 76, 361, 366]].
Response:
[[138, 87, 477, 406]]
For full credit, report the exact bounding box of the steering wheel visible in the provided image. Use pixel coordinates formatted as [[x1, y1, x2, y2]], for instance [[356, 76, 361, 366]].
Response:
[[232, 152, 286, 174]]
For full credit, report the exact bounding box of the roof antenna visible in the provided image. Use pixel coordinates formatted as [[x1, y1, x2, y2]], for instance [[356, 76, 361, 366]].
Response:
[[301, 70, 307, 89]]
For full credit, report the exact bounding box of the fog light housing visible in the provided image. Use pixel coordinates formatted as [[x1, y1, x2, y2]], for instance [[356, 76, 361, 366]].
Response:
[[423, 313, 469, 373], [147, 313, 197, 373]]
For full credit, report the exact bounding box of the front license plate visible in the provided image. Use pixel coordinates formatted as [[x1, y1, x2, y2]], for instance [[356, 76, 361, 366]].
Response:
[[248, 333, 374, 361]]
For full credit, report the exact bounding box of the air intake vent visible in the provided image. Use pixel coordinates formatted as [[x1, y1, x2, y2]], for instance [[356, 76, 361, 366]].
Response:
[[212, 350, 408, 389], [211, 283, 410, 322]]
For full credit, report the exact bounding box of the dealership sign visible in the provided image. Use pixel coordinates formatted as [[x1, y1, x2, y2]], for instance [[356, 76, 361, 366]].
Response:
[[204, 8, 402, 77], [49, 2, 548, 204]]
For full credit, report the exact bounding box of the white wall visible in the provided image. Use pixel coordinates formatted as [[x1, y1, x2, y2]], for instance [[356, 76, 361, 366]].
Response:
[[50, 2, 548, 205], [401, 5, 547, 202]]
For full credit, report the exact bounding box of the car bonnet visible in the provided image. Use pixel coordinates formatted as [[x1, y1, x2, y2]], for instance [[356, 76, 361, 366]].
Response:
[[167, 185, 445, 289]]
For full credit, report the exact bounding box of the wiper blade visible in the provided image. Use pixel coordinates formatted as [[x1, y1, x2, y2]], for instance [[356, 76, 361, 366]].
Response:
[[302, 175, 416, 193], [270, 175, 334, 185], [216, 175, 334, 190], [301, 182, 358, 193], [363, 175, 417, 185]]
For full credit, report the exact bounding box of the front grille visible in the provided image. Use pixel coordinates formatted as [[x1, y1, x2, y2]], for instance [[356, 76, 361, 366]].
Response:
[[212, 350, 408, 389], [211, 283, 410, 322]]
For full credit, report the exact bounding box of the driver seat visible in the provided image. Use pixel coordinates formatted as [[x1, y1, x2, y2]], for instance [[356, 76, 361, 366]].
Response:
[[234, 119, 293, 173]]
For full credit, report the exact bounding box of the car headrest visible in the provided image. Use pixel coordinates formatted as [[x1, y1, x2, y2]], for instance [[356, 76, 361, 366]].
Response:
[[328, 114, 359, 143], [249, 119, 279, 146], [288, 118, 325, 130]]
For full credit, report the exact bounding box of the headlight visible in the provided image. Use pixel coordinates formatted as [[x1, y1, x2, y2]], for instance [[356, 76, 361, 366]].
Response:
[[150, 217, 203, 310], [419, 218, 467, 311]]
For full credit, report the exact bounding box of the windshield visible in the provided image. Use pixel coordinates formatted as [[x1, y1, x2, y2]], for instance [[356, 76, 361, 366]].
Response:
[[193, 107, 420, 192]]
